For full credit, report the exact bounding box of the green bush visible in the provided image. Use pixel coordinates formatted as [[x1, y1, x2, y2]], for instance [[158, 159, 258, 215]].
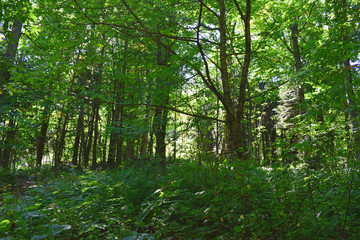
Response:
[[0, 161, 359, 239]]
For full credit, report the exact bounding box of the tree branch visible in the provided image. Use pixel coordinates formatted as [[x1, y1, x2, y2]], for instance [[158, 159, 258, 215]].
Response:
[[197, 0, 220, 19]]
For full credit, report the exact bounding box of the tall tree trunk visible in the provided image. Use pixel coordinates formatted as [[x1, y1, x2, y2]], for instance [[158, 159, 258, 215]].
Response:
[[116, 40, 128, 165], [215, 99, 220, 155], [220, 0, 237, 158], [54, 113, 68, 172], [115, 101, 124, 165], [279, 23, 304, 163], [1, 118, 16, 170], [91, 43, 105, 169], [36, 110, 50, 167], [92, 103, 100, 169], [269, 103, 278, 161], [226, 0, 252, 161], [72, 104, 84, 166], [173, 107, 177, 161], [290, 23, 304, 152], [0, 19, 23, 170], [102, 111, 111, 166], [140, 99, 152, 157], [344, 101, 351, 159], [291, 23, 305, 161], [343, 59, 360, 161], [107, 96, 123, 167], [125, 139, 135, 160], [337, 0, 360, 161], [290, 24, 304, 103], [84, 106, 95, 169], [0, 18, 22, 97], [140, 131, 149, 157], [91, 87, 102, 170], [149, 130, 154, 156], [108, 40, 127, 166], [107, 107, 117, 166], [154, 106, 169, 160], [153, 39, 171, 171]]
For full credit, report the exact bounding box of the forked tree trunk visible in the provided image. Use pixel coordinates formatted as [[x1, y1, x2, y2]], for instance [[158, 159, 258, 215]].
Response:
[[223, 0, 251, 161]]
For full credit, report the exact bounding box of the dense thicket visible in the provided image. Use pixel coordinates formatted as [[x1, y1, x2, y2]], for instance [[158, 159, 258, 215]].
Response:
[[0, 0, 359, 239]]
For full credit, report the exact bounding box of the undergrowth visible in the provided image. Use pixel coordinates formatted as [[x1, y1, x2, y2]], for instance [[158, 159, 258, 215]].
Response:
[[0, 161, 359, 239]]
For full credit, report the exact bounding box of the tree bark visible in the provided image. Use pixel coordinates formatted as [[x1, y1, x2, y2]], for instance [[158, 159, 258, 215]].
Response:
[[290, 23, 305, 105], [125, 139, 135, 160], [116, 40, 128, 165], [0, 18, 23, 96], [107, 107, 117, 166], [279, 23, 304, 163], [140, 99, 152, 157], [153, 39, 171, 171], [336, 0, 360, 161], [0, 18, 23, 170], [101, 111, 111, 167], [36, 110, 50, 167], [1, 118, 16, 170], [154, 106, 169, 160], [108, 40, 127, 166], [343, 59, 360, 161], [107, 95, 124, 167], [84, 106, 95, 169], [92, 103, 100, 169], [226, 0, 252, 160], [54, 113, 68, 172], [72, 104, 84, 166]]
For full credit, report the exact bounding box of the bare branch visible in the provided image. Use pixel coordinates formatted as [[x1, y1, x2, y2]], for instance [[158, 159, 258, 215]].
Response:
[[196, 0, 225, 105], [197, 0, 219, 19], [233, 0, 246, 22]]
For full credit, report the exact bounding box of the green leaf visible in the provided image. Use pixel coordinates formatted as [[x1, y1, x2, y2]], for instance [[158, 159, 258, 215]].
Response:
[[0, 219, 11, 233]]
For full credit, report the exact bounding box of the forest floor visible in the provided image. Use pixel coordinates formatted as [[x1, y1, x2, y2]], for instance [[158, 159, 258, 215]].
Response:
[[4, 176, 40, 197], [0, 162, 359, 239]]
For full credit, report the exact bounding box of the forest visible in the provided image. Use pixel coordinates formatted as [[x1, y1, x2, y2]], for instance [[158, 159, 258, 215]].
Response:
[[0, 0, 360, 239]]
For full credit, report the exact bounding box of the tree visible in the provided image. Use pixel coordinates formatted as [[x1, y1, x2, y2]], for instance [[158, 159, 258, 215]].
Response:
[[1, 0, 358, 171], [106, 0, 254, 161], [0, 17, 23, 170], [335, 0, 360, 161]]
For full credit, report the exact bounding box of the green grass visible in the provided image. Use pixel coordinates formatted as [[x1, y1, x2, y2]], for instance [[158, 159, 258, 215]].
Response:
[[0, 161, 359, 239]]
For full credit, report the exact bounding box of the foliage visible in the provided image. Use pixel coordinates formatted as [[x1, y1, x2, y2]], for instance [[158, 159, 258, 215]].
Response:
[[1, 0, 360, 239], [1, 162, 359, 239]]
